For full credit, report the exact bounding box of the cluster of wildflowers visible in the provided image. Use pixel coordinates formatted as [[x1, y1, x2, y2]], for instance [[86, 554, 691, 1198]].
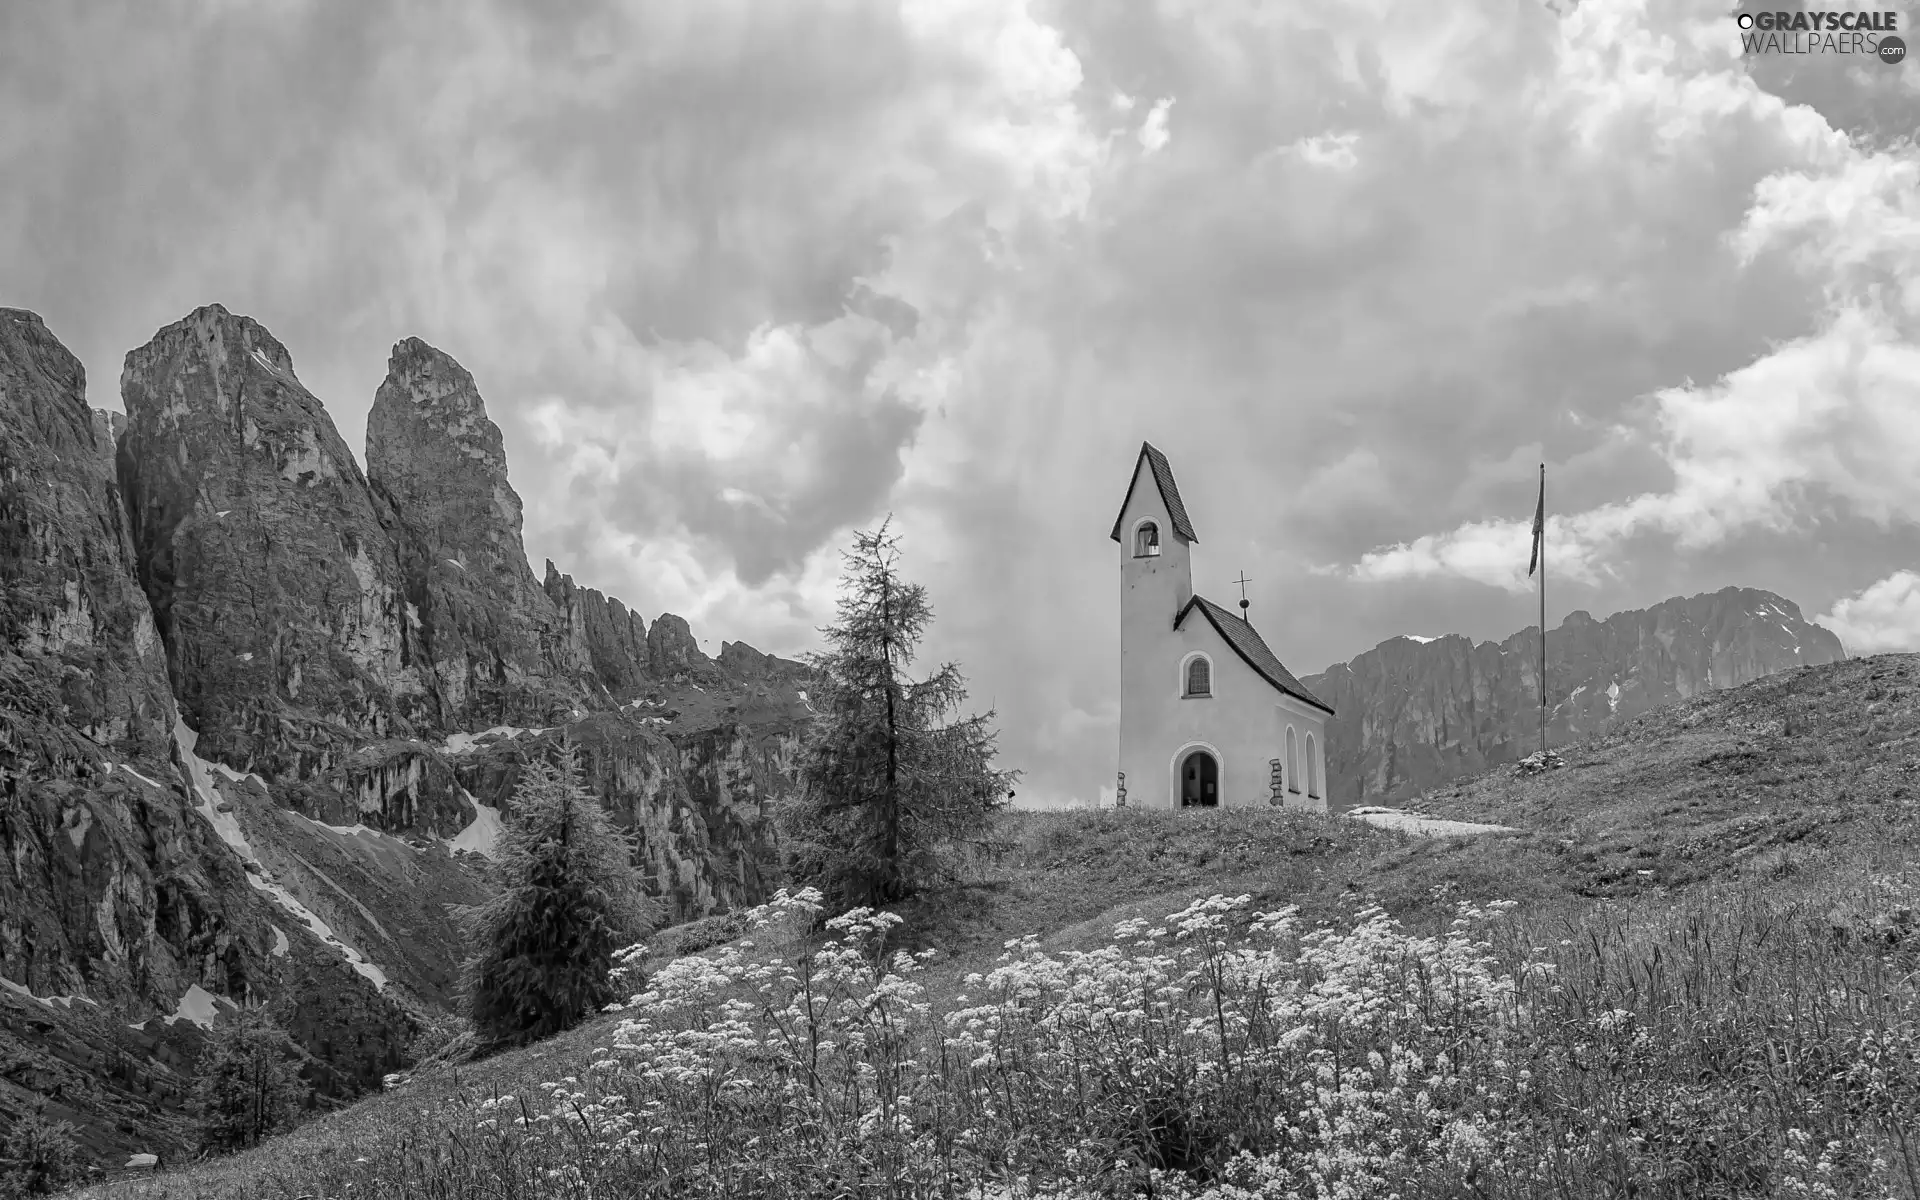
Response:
[[450, 889, 1553, 1196], [366, 881, 1919, 1199]]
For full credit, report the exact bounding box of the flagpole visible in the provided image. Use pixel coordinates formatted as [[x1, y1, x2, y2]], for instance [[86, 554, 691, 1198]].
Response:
[[1538, 463, 1547, 757]]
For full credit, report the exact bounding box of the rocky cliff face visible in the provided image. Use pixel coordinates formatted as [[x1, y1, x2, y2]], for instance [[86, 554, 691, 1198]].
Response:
[[1300, 587, 1847, 806], [367, 338, 593, 726], [1, 305, 816, 1163], [543, 563, 650, 696], [446, 703, 800, 923], [2, 310, 173, 761], [1, 309, 423, 1161], [118, 306, 429, 783]]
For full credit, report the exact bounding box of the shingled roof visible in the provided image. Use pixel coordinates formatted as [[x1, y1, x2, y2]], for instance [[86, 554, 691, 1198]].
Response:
[[1109, 442, 1198, 544], [1175, 595, 1335, 716]]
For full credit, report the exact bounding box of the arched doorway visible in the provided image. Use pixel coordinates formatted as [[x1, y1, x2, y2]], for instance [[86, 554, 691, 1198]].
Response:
[[1180, 748, 1219, 807]]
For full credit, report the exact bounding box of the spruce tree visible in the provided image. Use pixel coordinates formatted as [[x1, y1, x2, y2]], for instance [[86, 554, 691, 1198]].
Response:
[[463, 739, 656, 1049], [785, 519, 1017, 910], [0, 1102, 82, 1197], [187, 1003, 310, 1155]]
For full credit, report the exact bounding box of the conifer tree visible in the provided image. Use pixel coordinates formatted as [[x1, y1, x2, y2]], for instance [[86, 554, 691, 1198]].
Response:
[[463, 739, 656, 1049], [187, 1003, 309, 1155], [784, 519, 1017, 910], [0, 1102, 82, 1197]]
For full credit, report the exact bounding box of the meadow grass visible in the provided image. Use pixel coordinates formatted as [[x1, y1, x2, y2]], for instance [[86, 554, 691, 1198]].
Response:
[[57, 806, 1920, 1200]]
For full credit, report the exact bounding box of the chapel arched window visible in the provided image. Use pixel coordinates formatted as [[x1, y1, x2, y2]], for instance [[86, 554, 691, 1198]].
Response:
[[1185, 656, 1211, 697], [1135, 522, 1161, 557]]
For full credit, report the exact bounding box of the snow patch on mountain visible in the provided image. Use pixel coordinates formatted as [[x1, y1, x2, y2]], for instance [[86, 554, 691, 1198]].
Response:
[[0, 976, 98, 1010], [451, 790, 503, 860], [300, 814, 402, 842], [107, 762, 166, 791], [443, 725, 547, 755], [174, 713, 390, 991], [162, 984, 234, 1030]]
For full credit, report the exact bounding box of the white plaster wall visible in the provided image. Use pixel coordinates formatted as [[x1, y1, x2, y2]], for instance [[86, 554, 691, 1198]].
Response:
[[1117, 453, 1190, 808], [1114, 453, 1328, 810], [1121, 615, 1329, 810]]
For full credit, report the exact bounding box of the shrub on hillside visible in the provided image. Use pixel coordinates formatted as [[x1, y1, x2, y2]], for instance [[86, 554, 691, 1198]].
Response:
[[462, 739, 657, 1050], [188, 1004, 310, 1155], [0, 1104, 83, 1198], [402, 1008, 475, 1073], [782, 519, 1016, 911]]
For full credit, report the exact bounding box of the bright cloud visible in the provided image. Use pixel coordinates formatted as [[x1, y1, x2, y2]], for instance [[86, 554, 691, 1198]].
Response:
[[1346, 25, 1920, 598], [1821, 571, 1920, 655]]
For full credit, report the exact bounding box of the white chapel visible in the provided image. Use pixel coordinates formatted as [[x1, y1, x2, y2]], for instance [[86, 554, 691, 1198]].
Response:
[[1111, 442, 1334, 812]]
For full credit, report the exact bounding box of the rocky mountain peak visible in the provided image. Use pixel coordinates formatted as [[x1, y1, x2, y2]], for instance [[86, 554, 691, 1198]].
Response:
[[120, 305, 301, 423], [366, 336, 529, 585], [371, 337, 512, 480], [649, 612, 709, 678], [119, 304, 433, 778], [718, 640, 772, 679]]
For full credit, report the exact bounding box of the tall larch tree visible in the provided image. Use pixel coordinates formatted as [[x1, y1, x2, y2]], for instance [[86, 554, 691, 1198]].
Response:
[[785, 518, 1017, 910]]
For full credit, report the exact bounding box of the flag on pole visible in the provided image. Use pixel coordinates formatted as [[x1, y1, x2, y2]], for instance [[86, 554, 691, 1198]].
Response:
[[1531, 463, 1547, 756], [1527, 469, 1545, 577]]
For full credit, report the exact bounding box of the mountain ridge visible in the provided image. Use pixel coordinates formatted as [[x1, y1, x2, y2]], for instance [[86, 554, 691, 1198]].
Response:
[[1300, 585, 1848, 806]]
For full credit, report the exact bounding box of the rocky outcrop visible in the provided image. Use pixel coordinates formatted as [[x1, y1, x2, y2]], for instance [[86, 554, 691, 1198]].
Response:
[[336, 739, 469, 834], [1301, 586, 1848, 805], [648, 612, 709, 679], [118, 305, 429, 779], [367, 338, 589, 727], [717, 639, 813, 684], [444, 700, 802, 923], [543, 563, 649, 698]]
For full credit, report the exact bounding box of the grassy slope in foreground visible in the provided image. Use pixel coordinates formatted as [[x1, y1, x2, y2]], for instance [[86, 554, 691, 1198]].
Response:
[[61, 811, 1569, 1197], [58, 654, 1920, 1198]]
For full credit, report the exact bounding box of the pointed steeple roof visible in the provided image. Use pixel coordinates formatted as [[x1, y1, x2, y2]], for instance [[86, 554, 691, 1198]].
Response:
[[1109, 441, 1198, 544]]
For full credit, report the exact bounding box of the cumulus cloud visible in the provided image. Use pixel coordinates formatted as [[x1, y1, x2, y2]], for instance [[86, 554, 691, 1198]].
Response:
[[1821, 571, 1920, 655], [1344, 12, 1920, 597], [1349, 153, 1920, 593], [1138, 98, 1174, 154]]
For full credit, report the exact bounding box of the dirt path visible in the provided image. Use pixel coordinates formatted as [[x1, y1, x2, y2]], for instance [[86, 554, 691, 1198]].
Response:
[[1343, 808, 1517, 837]]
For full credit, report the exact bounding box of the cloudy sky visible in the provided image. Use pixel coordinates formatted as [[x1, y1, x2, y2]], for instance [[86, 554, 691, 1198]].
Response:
[[5, 0, 1918, 807]]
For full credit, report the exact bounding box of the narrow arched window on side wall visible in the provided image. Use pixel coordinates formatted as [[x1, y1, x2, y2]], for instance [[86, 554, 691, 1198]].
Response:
[[1185, 656, 1211, 697], [1285, 726, 1299, 794], [1306, 732, 1320, 798], [1135, 521, 1161, 557]]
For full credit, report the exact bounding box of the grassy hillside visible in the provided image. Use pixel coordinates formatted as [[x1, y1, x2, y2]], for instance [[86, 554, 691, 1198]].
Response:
[[1413, 652, 1920, 885], [53, 655, 1920, 1199]]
